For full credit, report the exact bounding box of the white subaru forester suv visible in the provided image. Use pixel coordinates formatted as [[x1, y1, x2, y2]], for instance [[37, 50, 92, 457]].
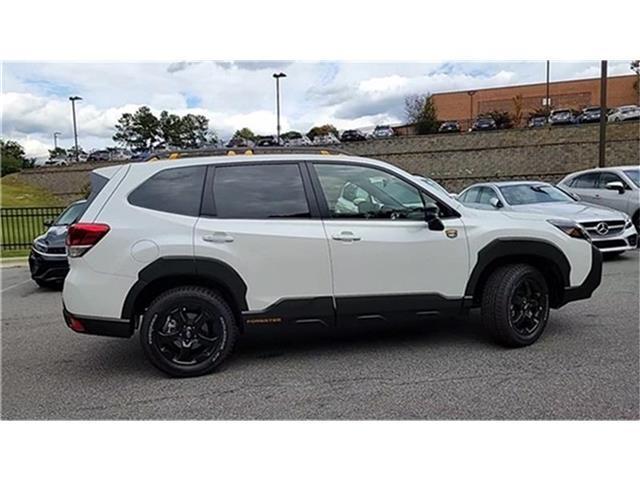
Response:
[[63, 153, 602, 377]]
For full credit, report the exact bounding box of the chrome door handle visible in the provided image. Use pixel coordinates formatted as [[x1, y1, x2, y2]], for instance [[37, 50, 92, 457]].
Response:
[[332, 231, 361, 242], [203, 233, 234, 243]]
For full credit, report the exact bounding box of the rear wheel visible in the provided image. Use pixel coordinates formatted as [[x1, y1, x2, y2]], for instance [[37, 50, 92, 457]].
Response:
[[140, 286, 238, 377], [481, 264, 549, 347]]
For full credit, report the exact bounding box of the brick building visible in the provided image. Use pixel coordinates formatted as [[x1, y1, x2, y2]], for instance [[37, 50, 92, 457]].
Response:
[[430, 74, 638, 130]]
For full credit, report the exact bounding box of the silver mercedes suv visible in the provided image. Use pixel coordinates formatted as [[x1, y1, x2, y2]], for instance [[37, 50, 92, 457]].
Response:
[[558, 166, 640, 232]]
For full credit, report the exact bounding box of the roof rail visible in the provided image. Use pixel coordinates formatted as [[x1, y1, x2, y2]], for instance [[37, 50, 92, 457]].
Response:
[[144, 146, 348, 162]]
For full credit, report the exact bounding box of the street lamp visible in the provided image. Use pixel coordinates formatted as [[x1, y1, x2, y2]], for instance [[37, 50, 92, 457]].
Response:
[[53, 131, 62, 150], [467, 90, 476, 130], [272, 72, 287, 145], [69, 96, 82, 162]]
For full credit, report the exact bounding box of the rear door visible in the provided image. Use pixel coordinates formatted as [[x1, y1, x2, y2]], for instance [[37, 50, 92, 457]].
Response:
[[310, 161, 469, 324], [568, 172, 600, 203], [194, 162, 334, 327]]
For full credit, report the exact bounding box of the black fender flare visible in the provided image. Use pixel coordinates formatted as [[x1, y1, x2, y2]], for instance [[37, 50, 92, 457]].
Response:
[[121, 256, 248, 319], [464, 239, 571, 302]]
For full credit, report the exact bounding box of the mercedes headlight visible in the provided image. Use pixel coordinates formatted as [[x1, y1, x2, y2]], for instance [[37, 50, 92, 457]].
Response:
[[547, 219, 591, 242]]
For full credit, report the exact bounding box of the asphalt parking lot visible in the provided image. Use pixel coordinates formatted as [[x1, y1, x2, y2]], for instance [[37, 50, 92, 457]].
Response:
[[1, 252, 638, 420]]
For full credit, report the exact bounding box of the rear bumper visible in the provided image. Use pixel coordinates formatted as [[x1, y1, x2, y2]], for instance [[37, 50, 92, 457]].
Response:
[[63, 306, 134, 338], [558, 245, 603, 307]]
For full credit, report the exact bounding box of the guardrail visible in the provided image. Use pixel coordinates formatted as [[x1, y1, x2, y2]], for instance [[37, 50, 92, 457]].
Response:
[[0, 207, 65, 251]]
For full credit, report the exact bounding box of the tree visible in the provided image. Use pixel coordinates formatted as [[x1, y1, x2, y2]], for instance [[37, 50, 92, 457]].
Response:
[[631, 60, 640, 102], [113, 106, 161, 150], [282, 130, 302, 140], [307, 124, 339, 140], [487, 110, 514, 130], [512, 94, 524, 128], [528, 107, 549, 120], [49, 147, 67, 159], [179, 114, 210, 148], [1, 139, 28, 176], [404, 93, 440, 134], [232, 128, 256, 141], [158, 110, 183, 147]]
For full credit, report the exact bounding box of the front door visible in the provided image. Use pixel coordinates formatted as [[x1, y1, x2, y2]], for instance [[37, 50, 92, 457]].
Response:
[[310, 162, 469, 324]]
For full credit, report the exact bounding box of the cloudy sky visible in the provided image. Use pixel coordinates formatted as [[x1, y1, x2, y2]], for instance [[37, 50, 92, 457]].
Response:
[[1, 60, 634, 158]]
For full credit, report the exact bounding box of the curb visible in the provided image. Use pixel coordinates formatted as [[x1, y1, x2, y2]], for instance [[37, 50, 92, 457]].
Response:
[[1, 257, 29, 268]]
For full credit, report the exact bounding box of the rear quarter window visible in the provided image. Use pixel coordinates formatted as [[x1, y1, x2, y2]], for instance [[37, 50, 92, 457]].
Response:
[[128, 165, 206, 216]]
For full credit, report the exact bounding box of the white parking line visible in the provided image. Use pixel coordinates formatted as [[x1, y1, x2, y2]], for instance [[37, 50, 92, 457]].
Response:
[[1, 279, 32, 293]]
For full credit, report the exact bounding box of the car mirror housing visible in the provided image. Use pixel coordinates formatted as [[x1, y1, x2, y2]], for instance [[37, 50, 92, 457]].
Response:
[[424, 204, 445, 231], [489, 197, 503, 209], [605, 181, 625, 194]]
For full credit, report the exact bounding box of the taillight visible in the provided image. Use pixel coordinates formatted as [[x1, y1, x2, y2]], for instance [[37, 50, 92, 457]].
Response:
[[66, 223, 110, 257]]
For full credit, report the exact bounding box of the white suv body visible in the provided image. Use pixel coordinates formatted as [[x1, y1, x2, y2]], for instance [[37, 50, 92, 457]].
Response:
[[63, 154, 602, 377]]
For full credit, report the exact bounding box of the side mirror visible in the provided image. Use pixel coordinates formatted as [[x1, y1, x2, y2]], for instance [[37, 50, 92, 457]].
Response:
[[43, 219, 53, 228], [424, 204, 445, 231], [606, 181, 625, 194], [489, 197, 503, 209]]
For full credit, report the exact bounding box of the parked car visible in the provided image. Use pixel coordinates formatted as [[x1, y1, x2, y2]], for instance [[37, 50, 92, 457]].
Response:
[[578, 106, 602, 124], [87, 150, 111, 162], [471, 117, 497, 131], [44, 158, 69, 167], [372, 125, 395, 138], [549, 109, 576, 126], [226, 137, 255, 148], [608, 105, 640, 122], [312, 132, 341, 145], [29, 200, 88, 288], [340, 130, 367, 142], [283, 133, 312, 147], [130, 151, 152, 162], [528, 116, 547, 128], [438, 121, 461, 133], [558, 166, 640, 231], [62, 154, 602, 377], [255, 135, 279, 147], [457, 181, 637, 257]]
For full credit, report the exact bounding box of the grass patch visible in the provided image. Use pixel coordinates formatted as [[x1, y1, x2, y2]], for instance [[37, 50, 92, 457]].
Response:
[[1, 175, 62, 207], [1, 249, 30, 259]]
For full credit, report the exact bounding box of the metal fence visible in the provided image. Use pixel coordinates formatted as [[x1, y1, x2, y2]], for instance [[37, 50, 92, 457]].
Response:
[[1, 206, 65, 251]]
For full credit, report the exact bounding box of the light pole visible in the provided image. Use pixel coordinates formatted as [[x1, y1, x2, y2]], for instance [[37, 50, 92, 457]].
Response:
[[598, 61, 608, 168], [631, 60, 640, 105], [467, 90, 476, 130], [272, 72, 286, 145], [53, 131, 61, 150], [545, 60, 551, 121], [69, 96, 82, 161]]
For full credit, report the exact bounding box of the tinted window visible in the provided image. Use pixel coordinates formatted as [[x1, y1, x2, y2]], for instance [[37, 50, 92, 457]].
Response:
[[459, 187, 480, 203], [129, 166, 206, 216], [572, 173, 598, 188], [596, 172, 627, 189], [623, 169, 640, 187], [500, 184, 573, 205], [54, 202, 87, 225], [213, 164, 310, 219], [314, 163, 425, 220], [476, 187, 499, 205]]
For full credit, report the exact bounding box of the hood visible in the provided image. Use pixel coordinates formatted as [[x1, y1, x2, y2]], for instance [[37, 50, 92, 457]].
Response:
[[508, 201, 625, 222], [33, 225, 69, 252]]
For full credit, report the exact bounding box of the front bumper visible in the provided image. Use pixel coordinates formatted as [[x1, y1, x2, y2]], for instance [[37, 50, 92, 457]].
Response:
[[29, 248, 69, 283], [589, 229, 637, 253], [559, 245, 603, 307]]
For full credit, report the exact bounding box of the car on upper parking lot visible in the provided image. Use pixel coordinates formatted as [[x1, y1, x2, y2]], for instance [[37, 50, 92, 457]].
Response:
[[608, 105, 640, 122], [528, 116, 547, 128], [283, 132, 312, 147], [372, 125, 395, 138], [62, 153, 602, 377], [578, 106, 602, 124], [457, 180, 637, 257], [340, 130, 367, 142], [549, 108, 576, 126], [226, 137, 255, 148], [29, 200, 87, 288], [471, 116, 497, 131], [255, 135, 279, 147], [558, 166, 640, 231], [312, 132, 341, 145], [438, 121, 461, 133]]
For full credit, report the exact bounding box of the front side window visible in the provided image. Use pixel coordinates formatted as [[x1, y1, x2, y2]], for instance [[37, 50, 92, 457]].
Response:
[[213, 164, 310, 219], [596, 172, 628, 189], [128, 166, 206, 216], [314, 163, 425, 220], [458, 187, 480, 204]]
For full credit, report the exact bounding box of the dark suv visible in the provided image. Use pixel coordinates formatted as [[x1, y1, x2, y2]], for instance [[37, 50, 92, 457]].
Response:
[[340, 130, 367, 142]]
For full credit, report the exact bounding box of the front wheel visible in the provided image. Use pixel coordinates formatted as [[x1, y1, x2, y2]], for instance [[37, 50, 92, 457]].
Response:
[[140, 286, 238, 377], [481, 264, 549, 347]]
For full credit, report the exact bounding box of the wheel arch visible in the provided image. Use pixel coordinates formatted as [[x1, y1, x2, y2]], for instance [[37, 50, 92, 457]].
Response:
[[121, 257, 248, 329], [465, 239, 571, 309]]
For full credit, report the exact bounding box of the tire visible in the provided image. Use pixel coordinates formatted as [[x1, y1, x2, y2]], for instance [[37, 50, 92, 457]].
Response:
[[140, 286, 238, 377], [481, 264, 550, 347]]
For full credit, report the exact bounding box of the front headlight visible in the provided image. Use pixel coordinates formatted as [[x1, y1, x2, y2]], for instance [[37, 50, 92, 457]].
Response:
[[32, 240, 48, 253], [624, 216, 633, 229], [547, 219, 591, 242]]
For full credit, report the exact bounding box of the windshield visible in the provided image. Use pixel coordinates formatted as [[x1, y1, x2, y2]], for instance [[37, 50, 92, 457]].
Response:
[[416, 176, 450, 197], [499, 184, 574, 205], [553, 110, 571, 115], [623, 169, 640, 187], [54, 202, 87, 225]]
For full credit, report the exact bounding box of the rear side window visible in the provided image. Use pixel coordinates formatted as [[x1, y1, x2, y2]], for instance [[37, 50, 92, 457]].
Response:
[[213, 164, 310, 219], [571, 173, 598, 188], [128, 166, 206, 216]]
